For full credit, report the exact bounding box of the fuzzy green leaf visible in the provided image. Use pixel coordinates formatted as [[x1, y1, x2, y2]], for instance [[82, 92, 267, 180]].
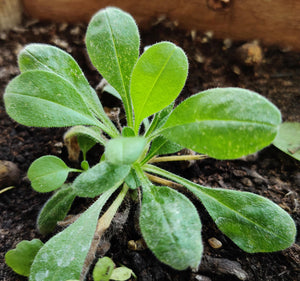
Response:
[[73, 161, 130, 198], [273, 122, 300, 161], [105, 137, 147, 165], [86, 7, 140, 125], [37, 184, 76, 234], [139, 185, 202, 270], [92, 257, 115, 281], [5, 239, 44, 277], [131, 42, 188, 132], [110, 266, 135, 281], [18, 43, 103, 117], [29, 189, 116, 281], [28, 156, 76, 193], [191, 187, 296, 253], [161, 88, 281, 159], [144, 165, 296, 253], [4, 70, 98, 127], [64, 126, 105, 146]]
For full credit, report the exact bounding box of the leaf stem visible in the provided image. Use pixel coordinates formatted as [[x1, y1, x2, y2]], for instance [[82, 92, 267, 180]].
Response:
[[80, 184, 129, 280], [145, 172, 183, 189], [148, 154, 208, 163], [0, 186, 15, 194]]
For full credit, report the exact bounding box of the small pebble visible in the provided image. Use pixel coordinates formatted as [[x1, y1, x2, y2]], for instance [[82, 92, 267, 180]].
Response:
[[235, 41, 263, 66], [208, 237, 222, 249], [0, 160, 20, 188]]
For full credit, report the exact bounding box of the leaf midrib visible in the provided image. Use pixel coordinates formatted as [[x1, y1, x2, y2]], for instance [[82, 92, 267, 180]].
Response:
[[135, 47, 176, 125]]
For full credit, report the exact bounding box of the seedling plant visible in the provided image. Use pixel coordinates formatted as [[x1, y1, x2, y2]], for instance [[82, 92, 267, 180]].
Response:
[[4, 7, 296, 280]]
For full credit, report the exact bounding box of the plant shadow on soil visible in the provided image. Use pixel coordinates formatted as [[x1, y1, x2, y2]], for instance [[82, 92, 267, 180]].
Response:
[[0, 16, 299, 281]]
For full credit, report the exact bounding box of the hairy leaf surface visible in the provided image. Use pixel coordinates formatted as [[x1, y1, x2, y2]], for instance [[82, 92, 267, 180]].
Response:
[[273, 122, 300, 161], [131, 42, 188, 132], [105, 137, 147, 165], [64, 126, 105, 146], [29, 189, 115, 281], [37, 184, 76, 234], [143, 164, 296, 253], [73, 161, 130, 197], [139, 185, 202, 270], [86, 7, 139, 124], [28, 156, 76, 192], [4, 70, 98, 127], [18, 43, 103, 116], [161, 88, 281, 159], [5, 239, 44, 277]]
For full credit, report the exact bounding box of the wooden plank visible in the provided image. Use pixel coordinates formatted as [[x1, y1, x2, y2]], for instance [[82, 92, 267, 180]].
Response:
[[0, 0, 22, 30], [22, 0, 300, 50]]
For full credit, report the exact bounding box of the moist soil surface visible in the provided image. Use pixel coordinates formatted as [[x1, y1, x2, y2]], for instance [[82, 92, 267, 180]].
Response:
[[0, 16, 299, 281]]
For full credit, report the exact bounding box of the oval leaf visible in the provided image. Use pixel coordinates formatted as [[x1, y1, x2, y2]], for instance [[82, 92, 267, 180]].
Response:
[[29, 189, 115, 281], [105, 137, 147, 165], [37, 184, 76, 234], [192, 187, 296, 253], [18, 43, 103, 116], [4, 70, 98, 127], [64, 126, 105, 146], [131, 42, 188, 132], [28, 156, 74, 192], [92, 257, 115, 281], [273, 122, 300, 161], [161, 88, 281, 159], [5, 239, 44, 277], [140, 185, 202, 270], [73, 161, 131, 198], [86, 7, 140, 123]]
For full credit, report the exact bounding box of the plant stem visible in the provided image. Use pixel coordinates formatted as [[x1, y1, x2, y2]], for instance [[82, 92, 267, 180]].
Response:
[[0, 186, 15, 194], [148, 154, 208, 163], [80, 184, 129, 280], [145, 172, 183, 189]]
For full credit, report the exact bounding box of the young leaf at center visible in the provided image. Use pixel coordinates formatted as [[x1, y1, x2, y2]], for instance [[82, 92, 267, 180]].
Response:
[[131, 42, 188, 133]]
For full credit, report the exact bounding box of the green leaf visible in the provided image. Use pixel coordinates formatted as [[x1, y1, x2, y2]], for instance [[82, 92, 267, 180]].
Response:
[[64, 126, 105, 146], [29, 189, 116, 281], [77, 135, 96, 156], [124, 169, 140, 190], [86, 7, 140, 126], [143, 164, 296, 253], [161, 88, 281, 159], [37, 184, 76, 234], [139, 185, 202, 270], [73, 161, 131, 198], [103, 84, 122, 100], [28, 156, 77, 193], [5, 239, 44, 277], [105, 137, 147, 165], [111, 266, 135, 281], [4, 70, 99, 127], [191, 187, 296, 253], [18, 43, 104, 117], [122, 127, 135, 137], [131, 42, 188, 132], [273, 122, 300, 161], [92, 257, 115, 281]]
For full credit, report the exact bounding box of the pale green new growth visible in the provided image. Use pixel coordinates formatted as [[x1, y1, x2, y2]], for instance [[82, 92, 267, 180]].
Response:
[[4, 6, 295, 280]]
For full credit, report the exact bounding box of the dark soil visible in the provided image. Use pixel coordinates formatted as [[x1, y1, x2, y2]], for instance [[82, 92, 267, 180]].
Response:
[[0, 16, 299, 281]]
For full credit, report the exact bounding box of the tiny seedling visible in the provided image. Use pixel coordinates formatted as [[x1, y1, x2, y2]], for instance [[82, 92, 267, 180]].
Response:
[[4, 7, 296, 280]]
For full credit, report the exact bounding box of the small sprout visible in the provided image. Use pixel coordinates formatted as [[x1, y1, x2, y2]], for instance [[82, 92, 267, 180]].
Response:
[[5, 239, 44, 277], [3, 6, 296, 280]]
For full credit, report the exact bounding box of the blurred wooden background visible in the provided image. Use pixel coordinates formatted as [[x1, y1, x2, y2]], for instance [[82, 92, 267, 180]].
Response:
[[1, 0, 299, 50]]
